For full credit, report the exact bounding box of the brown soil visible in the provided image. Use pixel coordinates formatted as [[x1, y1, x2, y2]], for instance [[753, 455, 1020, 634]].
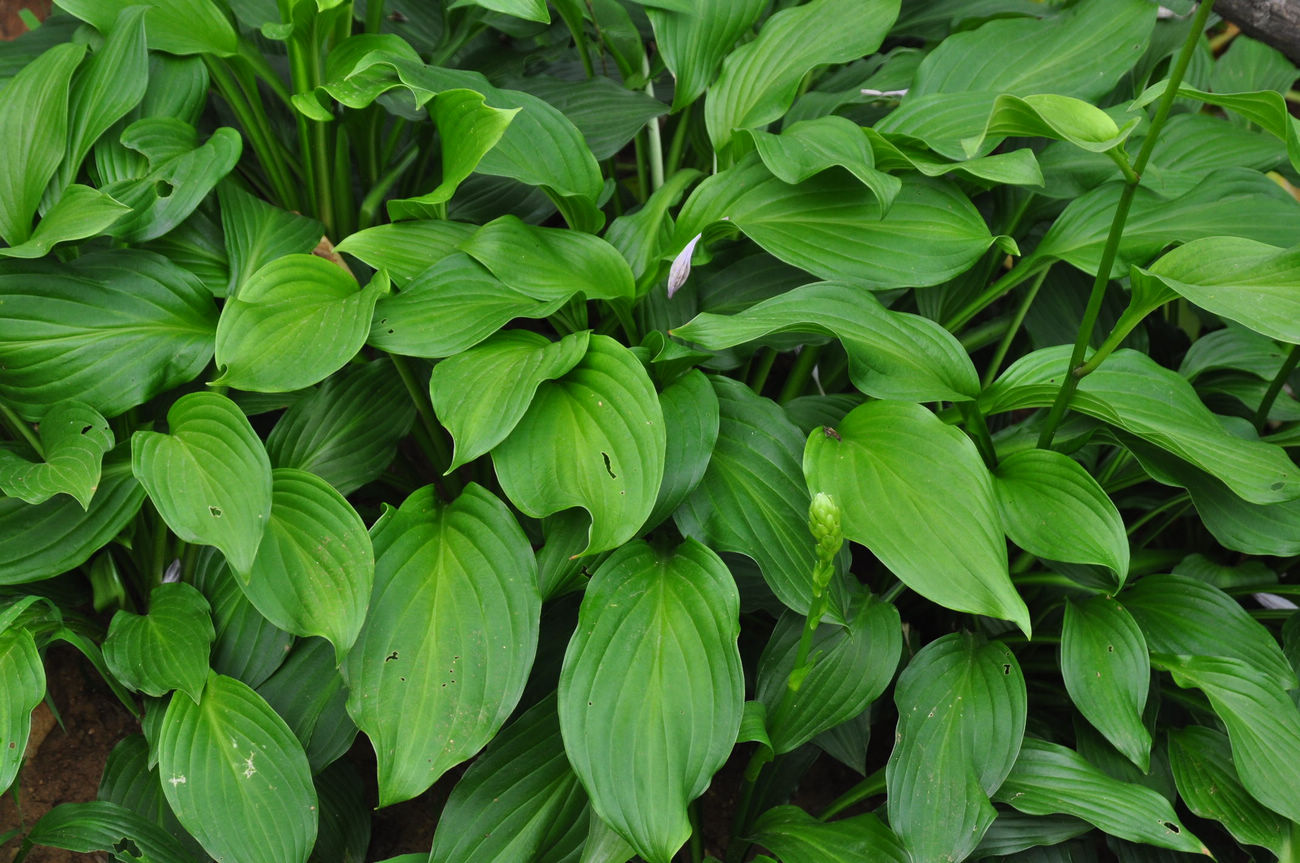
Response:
[[0, 1, 50, 40]]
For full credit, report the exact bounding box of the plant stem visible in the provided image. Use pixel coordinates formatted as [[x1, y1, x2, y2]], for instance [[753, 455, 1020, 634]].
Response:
[[960, 403, 998, 469], [982, 266, 1049, 387], [748, 348, 778, 395], [778, 344, 822, 403], [0, 398, 42, 459], [365, 0, 385, 33], [642, 56, 664, 193], [206, 58, 301, 212], [945, 258, 1046, 332], [818, 767, 886, 820], [389, 354, 458, 494], [1254, 342, 1300, 432], [665, 107, 691, 177]]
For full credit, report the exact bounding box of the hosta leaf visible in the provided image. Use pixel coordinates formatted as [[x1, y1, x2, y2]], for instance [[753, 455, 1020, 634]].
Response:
[[0, 185, 131, 260], [190, 548, 293, 688], [158, 672, 317, 863], [334, 220, 475, 286], [345, 484, 540, 806], [0, 451, 144, 585], [605, 169, 701, 287], [982, 347, 1300, 505], [215, 256, 388, 392], [805, 401, 1029, 635], [993, 449, 1129, 580], [312, 761, 371, 863], [256, 638, 357, 774], [493, 336, 665, 556], [644, 369, 719, 531], [674, 377, 822, 616], [0, 625, 44, 793], [131, 392, 273, 576], [1168, 726, 1286, 855], [0, 401, 113, 507], [25, 801, 195, 863], [1061, 597, 1151, 771], [448, 0, 548, 24], [1122, 574, 1297, 690], [748, 806, 909, 863], [1131, 83, 1300, 175], [511, 74, 667, 161], [755, 595, 901, 754], [973, 811, 1092, 858], [993, 738, 1206, 855], [887, 633, 1026, 863], [647, 0, 765, 112], [746, 116, 901, 210], [431, 330, 590, 471], [705, 0, 898, 151], [558, 540, 743, 863], [242, 469, 373, 658], [430, 694, 587, 863], [57, 0, 237, 56], [672, 280, 980, 402], [218, 182, 323, 299], [104, 583, 214, 701], [0, 250, 216, 422], [460, 216, 635, 302]]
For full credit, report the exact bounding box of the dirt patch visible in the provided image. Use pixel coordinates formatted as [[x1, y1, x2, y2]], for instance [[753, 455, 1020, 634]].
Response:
[[0, 1, 50, 40]]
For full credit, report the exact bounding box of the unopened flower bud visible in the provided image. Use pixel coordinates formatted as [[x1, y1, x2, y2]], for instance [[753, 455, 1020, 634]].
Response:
[[809, 492, 842, 562]]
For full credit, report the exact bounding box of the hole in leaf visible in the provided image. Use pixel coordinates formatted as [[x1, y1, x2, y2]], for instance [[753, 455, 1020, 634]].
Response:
[[1161, 821, 1180, 834], [1002, 664, 1012, 675], [113, 838, 142, 859], [385, 651, 399, 662], [1107, 644, 1115, 653], [601, 452, 616, 479], [154, 180, 174, 199], [80, 425, 93, 434], [1272, 481, 1285, 490], [208, 506, 222, 518]]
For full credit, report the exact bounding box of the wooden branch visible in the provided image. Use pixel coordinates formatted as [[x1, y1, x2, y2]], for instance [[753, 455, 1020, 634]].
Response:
[[1214, 0, 1300, 65]]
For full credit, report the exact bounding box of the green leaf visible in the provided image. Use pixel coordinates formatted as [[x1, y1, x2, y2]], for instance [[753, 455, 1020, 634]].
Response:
[[0, 625, 44, 793], [131, 392, 273, 576], [460, 216, 635, 302], [448, 0, 548, 22], [312, 760, 371, 863], [605, 168, 702, 286], [756, 595, 901, 754], [982, 347, 1300, 505], [104, 583, 214, 702], [430, 330, 591, 471], [673, 280, 980, 402], [1061, 597, 1151, 771], [0, 42, 83, 247], [705, 0, 898, 151], [746, 116, 901, 210], [191, 548, 293, 688], [345, 484, 540, 806], [215, 255, 389, 392], [558, 540, 743, 863], [961, 93, 1136, 159], [57, 0, 238, 56], [493, 336, 665, 556], [973, 811, 1092, 858], [748, 806, 908, 863], [805, 401, 1029, 634], [0, 450, 145, 585], [644, 369, 719, 531], [1122, 574, 1298, 691], [256, 638, 357, 774], [158, 672, 317, 863], [0, 401, 113, 508], [430, 693, 588, 863], [510, 74, 668, 161], [993, 738, 1206, 855], [674, 377, 822, 616], [25, 801, 196, 863], [1167, 726, 1286, 855], [886, 633, 1026, 863], [647, 0, 765, 112], [218, 182, 323, 299], [0, 185, 131, 259], [993, 449, 1129, 580], [1133, 83, 1300, 175], [335, 220, 475, 287]]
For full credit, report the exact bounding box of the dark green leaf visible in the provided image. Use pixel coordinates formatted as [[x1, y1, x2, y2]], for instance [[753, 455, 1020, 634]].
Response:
[[644, 370, 719, 531], [219, 182, 323, 299], [257, 638, 357, 775], [25, 801, 196, 863], [748, 806, 909, 863], [0, 625, 44, 792], [1167, 726, 1286, 855]]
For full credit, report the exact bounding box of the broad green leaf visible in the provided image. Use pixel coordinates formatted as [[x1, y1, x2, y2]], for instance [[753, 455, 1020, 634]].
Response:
[[0, 451, 144, 585], [335, 220, 475, 286], [430, 694, 587, 863], [242, 469, 374, 658], [142, 206, 228, 297], [647, 0, 765, 112], [448, 0, 548, 22], [215, 255, 389, 392], [674, 377, 822, 616], [430, 330, 590, 471], [0, 625, 44, 792], [158, 672, 317, 863], [644, 370, 718, 531], [1061, 597, 1151, 771], [1123, 574, 1297, 690], [673, 280, 980, 402], [749, 807, 909, 863], [805, 401, 1029, 634], [0, 401, 113, 507], [1131, 83, 1300, 175], [494, 336, 665, 556], [256, 638, 357, 774], [0, 185, 131, 259], [218, 182, 323, 298], [580, 812, 637, 863], [345, 484, 540, 806], [131, 392, 273, 575], [510, 74, 667, 160], [746, 117, 901, 210], [1168, 726, 1286, 855], [973, 811, 1092, 858], [1154, 654, 1300, 825], [369, 253, 565, 358], [993, 738, 1206, 855], [558, 540, 743, 863], [460, 216, 635, 302], [982, 347, 1300, 505], [887, 634, 1026, 863], [104, 583, 214, 702], [190, 548, 293, 688], [705, 0, 898, 151], [755, 595, 901, 754], [24, 801, 195, 863], [57, 0, 238, 56], [0, 42, 83, 247], [266, 358, 415, 496], [993, 449, 1129, 580], [866, 125, 1044, 186]]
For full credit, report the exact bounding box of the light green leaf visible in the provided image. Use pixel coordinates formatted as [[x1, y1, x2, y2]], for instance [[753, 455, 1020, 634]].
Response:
[[0, 185, 130, 259], [993, 738, 1206, 855], [887, 633, 1026, 863], [131, 392, 273, 576], [430, 330, 590, 471], [558, 540, 743, 863], [345, 484, 540, 806], [1061, 597, 1151, 771], [218, 182, 323, 299], [158, 672, 317, 863], [494, 336, 665, 556], [748, 806, 909, 863], [1131, 83, 1300, 175], [993, 449, 1129, 580], [805, 401, 1029, 635], [24, 801, 195, 863], [961, 93, 1136, 159], [448, 0, 548, 22], [673, 280, 980, 402], [0, 401, 113, 508], [0, 625, 44, 793], [460, 216, 635, 302], [104, 583, 214, 701], [644, 370, 719, 531], [705, 0, 898, 151], [647, 0, 765, 112], [1168, 726, 1286, 855], [335, 220, 475, 286], [57, 0, 238, 56], [215, 255, 389, 392], [242, 469, 373, 659], [746, 116, 901, 211]]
